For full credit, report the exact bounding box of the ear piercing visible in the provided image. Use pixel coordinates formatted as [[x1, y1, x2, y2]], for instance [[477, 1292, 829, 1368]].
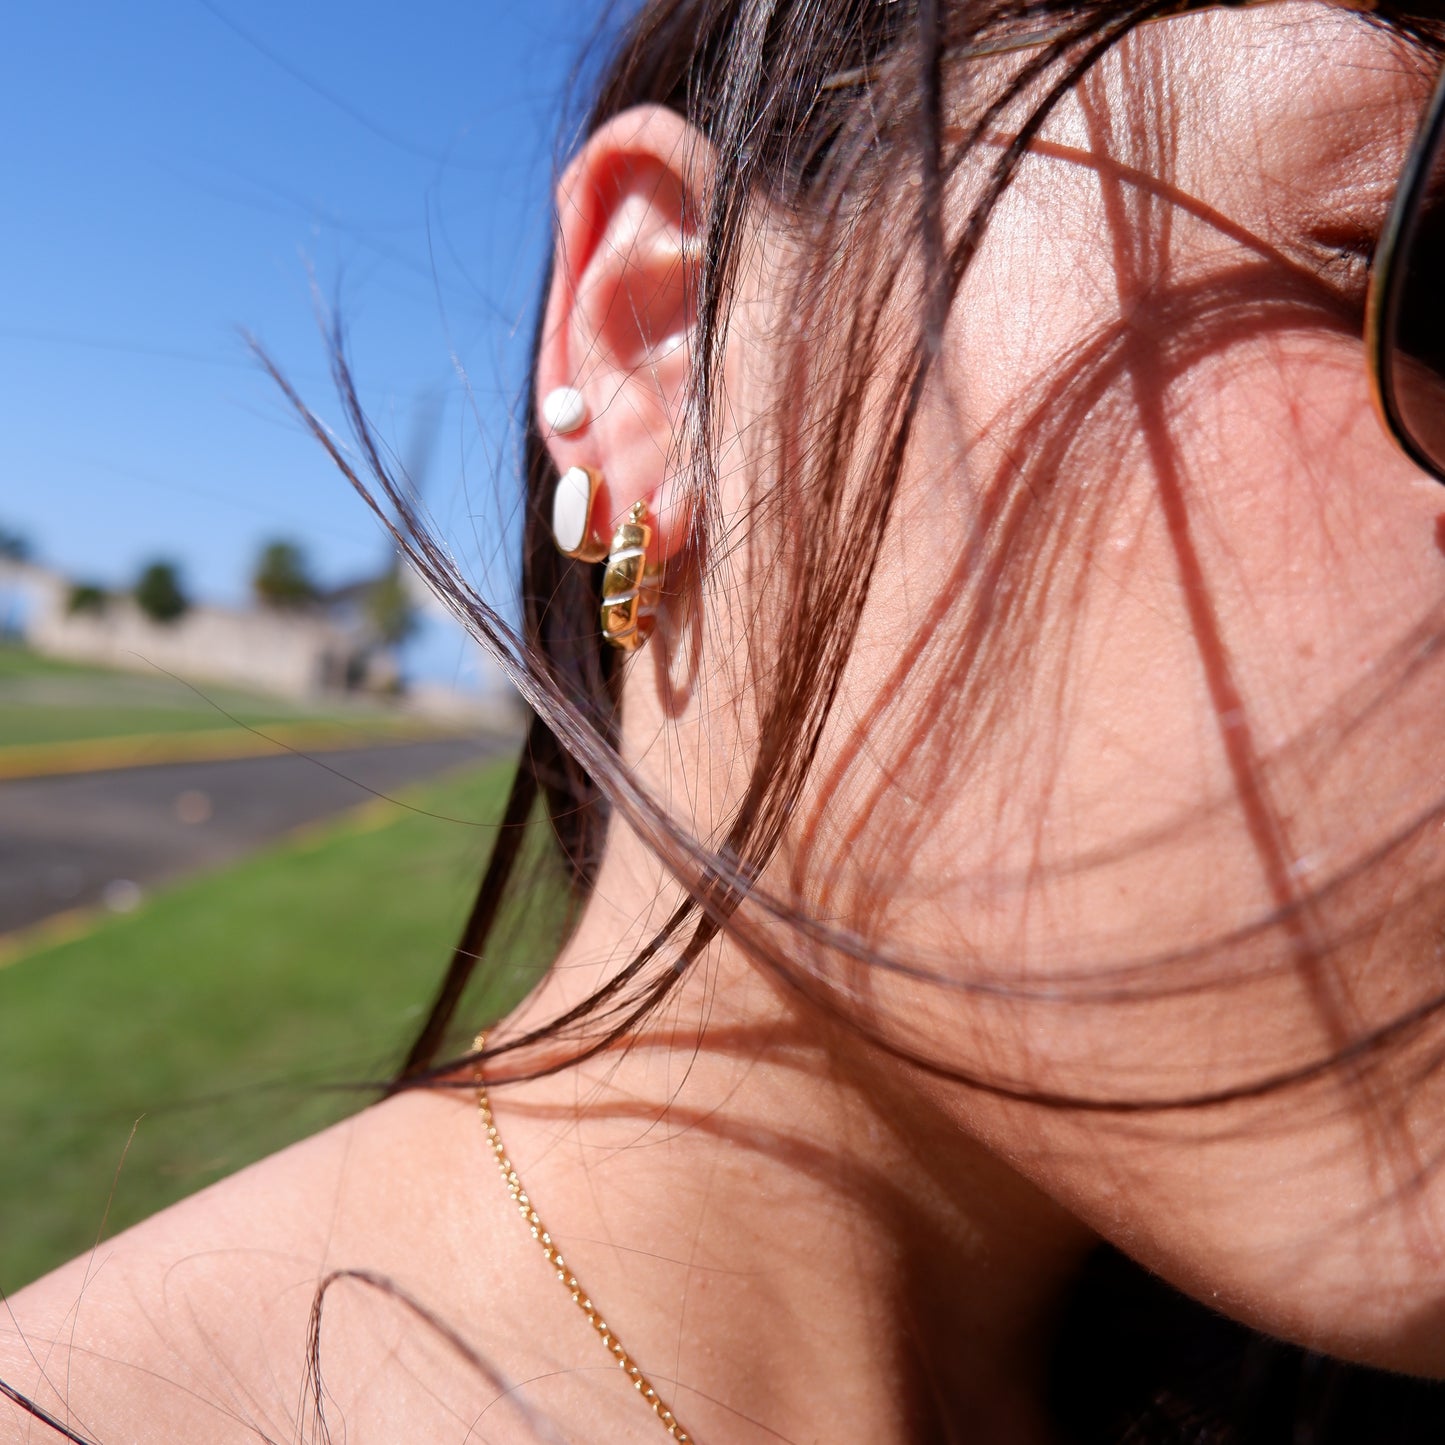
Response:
[[544, 386, 605, 560], [601, 502, 661, 652], [541, 386, 588, 436], [551, 465, 609, 563], [543, 383, 661, 650], [550, 469, 662, 651]]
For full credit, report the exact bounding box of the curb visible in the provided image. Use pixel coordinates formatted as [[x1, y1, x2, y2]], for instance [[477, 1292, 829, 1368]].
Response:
[[0, 720, 459, 783], [0, 903, 106, 971]]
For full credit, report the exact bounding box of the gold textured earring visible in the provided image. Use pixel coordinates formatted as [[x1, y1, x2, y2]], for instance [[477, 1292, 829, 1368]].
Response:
[[601, 501, 662, 651], [551, 465, 609, 563]]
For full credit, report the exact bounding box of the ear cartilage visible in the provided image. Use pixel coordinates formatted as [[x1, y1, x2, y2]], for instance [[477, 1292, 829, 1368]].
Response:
[[552, 466, 609, 563], [541, 386, 589, 436]]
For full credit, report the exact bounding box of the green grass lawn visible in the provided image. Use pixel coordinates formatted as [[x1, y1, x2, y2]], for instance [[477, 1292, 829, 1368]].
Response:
[[0, 643, 442, 749], [0, 757, 566, 1291]]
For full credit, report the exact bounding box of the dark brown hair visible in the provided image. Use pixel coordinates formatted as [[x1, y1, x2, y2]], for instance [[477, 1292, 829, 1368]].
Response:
[[143, 3, 1445, 1441], [272, 0, 1445, 1111]]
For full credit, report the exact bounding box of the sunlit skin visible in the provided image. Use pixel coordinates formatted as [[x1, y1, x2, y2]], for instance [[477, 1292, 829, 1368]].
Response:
[[5, 9, 1445, 1443]]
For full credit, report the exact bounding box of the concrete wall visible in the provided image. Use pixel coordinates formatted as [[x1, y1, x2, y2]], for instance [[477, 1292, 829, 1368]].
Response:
[[4, 562, 365, 699], [2, 561, 525, 724]]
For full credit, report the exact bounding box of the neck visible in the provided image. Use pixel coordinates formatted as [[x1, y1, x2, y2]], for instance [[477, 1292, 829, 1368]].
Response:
[[484, 838, 1095, 1444]]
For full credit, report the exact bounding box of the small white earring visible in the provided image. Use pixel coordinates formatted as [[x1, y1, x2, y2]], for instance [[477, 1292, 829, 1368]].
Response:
[[552, 465, 608, 563], [541, 386, 588, 436]]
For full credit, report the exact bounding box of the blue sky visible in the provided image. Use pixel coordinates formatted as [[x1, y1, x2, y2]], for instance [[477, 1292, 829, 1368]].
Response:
[[0, 2, 620, 686]]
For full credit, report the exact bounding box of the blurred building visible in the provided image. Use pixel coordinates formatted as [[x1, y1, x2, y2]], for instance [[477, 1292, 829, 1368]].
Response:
[[0, 559, 509, 712]]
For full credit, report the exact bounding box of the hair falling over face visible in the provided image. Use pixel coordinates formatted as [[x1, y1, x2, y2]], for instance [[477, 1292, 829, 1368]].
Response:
[[394, 0, 1445, 1097], [10, 1, 1445, 1443], [349, 0, 1445, 1434]]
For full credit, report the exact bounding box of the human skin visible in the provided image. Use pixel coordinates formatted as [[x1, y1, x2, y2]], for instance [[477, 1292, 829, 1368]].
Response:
[[5, 7, 1445, 1443]]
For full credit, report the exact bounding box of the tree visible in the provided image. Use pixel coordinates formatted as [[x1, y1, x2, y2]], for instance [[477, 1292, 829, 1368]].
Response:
[[134, 561, 189, 625], [252, 539, 317, 610], [66, 582, 110, 617], [365, 563, 420, 648]]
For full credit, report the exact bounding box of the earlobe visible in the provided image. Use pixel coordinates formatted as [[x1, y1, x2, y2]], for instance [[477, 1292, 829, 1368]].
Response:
[[535, 106, 710, 573]]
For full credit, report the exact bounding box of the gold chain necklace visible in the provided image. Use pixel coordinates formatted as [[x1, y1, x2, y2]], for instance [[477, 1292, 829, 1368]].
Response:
[[473, 1034, 695, 1442]]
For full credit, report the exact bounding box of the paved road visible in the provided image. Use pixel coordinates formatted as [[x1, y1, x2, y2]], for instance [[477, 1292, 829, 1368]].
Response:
[[0, 737, 504, 937]]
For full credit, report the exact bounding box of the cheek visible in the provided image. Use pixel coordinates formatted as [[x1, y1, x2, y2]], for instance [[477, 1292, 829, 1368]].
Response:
[[825, 331, 1445, 1374], [1056, 333, 1445, 885], [769, 4, 1445, 1376], [868, 328, 1445, 956]]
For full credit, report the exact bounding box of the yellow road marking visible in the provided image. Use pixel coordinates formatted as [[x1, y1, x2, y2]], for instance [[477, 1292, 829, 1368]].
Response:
[[0, 904, 110, 970], [0, 719, 454, 782]]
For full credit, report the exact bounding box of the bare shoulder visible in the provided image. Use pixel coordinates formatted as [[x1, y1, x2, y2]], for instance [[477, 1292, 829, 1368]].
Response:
[[0, 1087, 504, 1443]]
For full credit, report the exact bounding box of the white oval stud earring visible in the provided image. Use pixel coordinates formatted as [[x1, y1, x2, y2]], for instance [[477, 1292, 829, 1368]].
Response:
[[541, 386, 589, 436], [552, 465, 609, 563]]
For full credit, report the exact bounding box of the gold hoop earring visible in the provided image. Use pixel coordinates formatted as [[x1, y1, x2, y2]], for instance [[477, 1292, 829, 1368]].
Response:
[[552, 466, 608, 563], [601, 501, 661, 652]]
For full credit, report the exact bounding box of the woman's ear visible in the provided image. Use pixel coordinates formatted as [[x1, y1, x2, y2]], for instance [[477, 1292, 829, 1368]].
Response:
[[536, 105, 709, 567]]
